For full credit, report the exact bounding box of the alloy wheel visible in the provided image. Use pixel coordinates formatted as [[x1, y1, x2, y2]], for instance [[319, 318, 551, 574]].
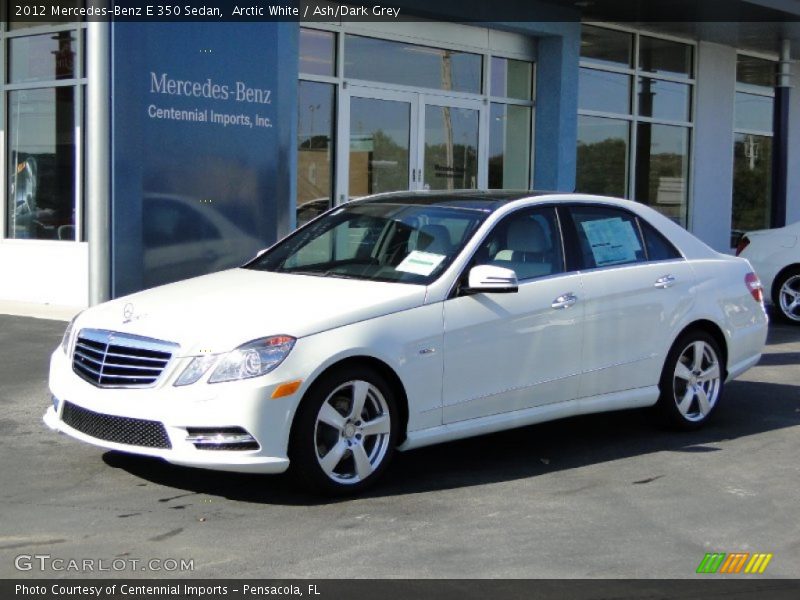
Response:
[[672, 340, 722, 422], [778, 274, 800, 322], [313, 380, 392, 485]]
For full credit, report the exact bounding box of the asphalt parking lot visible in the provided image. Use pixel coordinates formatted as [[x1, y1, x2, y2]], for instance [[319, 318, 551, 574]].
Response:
[[0, 312, 798, 579]]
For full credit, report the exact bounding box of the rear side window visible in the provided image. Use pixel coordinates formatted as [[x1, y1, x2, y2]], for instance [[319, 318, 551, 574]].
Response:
[[639, 219, 682, 261], [569, 206, 645, 269]]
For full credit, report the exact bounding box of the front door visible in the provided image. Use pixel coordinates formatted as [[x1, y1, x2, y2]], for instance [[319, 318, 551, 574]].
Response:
[[442, 206, 584, 423]]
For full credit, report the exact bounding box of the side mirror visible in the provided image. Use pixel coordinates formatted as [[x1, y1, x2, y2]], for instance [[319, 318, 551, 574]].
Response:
[[462, 265, 519, 295]]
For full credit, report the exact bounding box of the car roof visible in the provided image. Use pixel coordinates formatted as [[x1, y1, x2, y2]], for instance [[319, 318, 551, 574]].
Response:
[[352, 190, 558, 212]]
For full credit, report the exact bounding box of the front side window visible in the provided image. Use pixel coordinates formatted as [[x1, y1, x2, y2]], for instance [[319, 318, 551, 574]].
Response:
[[569, 206, 645, 269], [248, 202, 487, 285], [473, 207, 564, 281]]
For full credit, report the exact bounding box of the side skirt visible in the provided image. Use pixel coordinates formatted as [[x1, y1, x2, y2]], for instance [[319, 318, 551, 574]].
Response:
[[398, 386, 659, 451]]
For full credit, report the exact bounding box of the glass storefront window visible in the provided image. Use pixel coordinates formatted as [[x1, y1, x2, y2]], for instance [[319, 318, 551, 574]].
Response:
[[634, 123, 690, 225], [580, 25, 632, 68], [639, 36, 693, 77], [576, 116, 630, 198], [9, 32, 77, 83], [489, 103, 531, 189], [344, 35, 482, 94], [299, 28, 336, 77], [579, 68, 631, 114], [577, 26, 693, 225], [735, 91, 774, 132], [7, 87, 76, 240], [731, 54, 776, 245], [732, 133, 772, 242], [637, 77, 691, 122], [491, 57, 532, 100], [297, 81, 335, 227]]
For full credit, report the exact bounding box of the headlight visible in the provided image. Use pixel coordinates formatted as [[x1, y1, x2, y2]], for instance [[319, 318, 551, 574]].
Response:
[[174, 335, 295, 385], [209, 335, 295, 383], [60, 313, 81, 355]]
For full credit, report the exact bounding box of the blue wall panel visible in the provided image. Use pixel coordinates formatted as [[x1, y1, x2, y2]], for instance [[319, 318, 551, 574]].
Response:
[[111, 22, 297, 297]]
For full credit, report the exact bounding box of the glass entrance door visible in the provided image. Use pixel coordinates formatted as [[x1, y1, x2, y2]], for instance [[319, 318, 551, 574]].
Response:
[[420, 97, 481, 191], [343, 88, 417, 200], [341, 87, 484, 201]]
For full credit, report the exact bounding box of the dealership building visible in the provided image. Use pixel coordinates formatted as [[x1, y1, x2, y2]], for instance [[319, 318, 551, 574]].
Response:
[[1, 1, 799, 308]]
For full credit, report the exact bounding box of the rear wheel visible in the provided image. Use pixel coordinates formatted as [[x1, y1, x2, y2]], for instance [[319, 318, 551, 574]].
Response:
[[772, 267, 800, 324], [290, 366, 398, 495], [656, 331, 724, 430]]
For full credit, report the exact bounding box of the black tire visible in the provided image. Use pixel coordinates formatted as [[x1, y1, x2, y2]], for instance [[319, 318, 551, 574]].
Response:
[[289, 365, 399, 496], [655, 331, 725, 430], [771, 267, 800, 325]]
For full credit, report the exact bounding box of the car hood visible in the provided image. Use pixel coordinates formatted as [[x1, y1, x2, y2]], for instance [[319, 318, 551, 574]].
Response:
[[75, 268, 427, 355]]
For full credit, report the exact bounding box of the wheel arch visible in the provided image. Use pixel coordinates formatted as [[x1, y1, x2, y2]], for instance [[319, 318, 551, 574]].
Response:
[[671, 319, 729, 379], [290, 355, 410, 446], [770, 263, 800, 302]]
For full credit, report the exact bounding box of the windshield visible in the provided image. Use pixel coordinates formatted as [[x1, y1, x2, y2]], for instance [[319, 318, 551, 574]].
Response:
[[246, 202, 488, 284]]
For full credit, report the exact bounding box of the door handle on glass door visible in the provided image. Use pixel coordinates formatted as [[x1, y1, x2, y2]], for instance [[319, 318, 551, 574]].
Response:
[[654, 275, 676, 289], [551, 293, 577, 309]]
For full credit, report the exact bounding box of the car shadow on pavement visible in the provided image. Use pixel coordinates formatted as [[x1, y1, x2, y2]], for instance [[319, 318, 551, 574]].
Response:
[[102, 375, 800, 506]]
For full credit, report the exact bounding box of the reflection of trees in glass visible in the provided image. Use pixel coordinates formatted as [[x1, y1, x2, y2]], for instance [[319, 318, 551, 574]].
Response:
[[732, 134, 771, 235], [368, 130, 409, 193], [576, 138, 627, 197], [640, 152, 684, 203]]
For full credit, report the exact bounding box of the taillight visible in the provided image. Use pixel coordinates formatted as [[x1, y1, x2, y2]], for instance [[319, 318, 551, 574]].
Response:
[[735, 236, 750, 256], [745, 272, 763, 304]]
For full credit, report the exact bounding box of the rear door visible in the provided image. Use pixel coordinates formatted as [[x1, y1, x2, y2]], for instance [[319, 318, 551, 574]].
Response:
[[563, 204, 696, 399]]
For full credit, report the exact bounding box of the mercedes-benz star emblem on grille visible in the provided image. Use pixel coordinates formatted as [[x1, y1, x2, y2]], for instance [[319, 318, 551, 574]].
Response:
[[123, 303, 134, 323]]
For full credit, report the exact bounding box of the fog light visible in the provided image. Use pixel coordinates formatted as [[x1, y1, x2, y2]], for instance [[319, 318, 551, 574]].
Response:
[[52, 395, 60, 412], [185, 427, 259, 451]]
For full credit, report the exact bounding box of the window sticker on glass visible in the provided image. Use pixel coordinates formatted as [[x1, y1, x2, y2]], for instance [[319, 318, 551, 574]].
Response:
[[396, 251, 446, 276], [581, 218, 640, 266]]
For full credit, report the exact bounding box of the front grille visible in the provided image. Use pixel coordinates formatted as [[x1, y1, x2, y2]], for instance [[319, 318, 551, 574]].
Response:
[[61, 401, 172, 449], [72, 329, 178, 388]]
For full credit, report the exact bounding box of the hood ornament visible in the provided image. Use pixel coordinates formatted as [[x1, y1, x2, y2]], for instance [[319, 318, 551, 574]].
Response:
[[123, 302, 135, 323]]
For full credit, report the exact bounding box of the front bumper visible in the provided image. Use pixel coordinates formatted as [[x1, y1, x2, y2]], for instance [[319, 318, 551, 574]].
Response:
[[45, 348, 304, 474]]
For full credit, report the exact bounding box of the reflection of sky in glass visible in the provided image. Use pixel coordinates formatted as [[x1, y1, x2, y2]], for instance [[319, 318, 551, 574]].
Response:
[[735, 92, 774, 132], [637, 78, 691, 121], [577, 115, 629, 146], [425, 106, 478, 147], [298, 81, 333, 140], [579, 68, 630, 114], [350, 97, 409, 149], [644, 123, 689, 156], [10, 32, 76, 83], [345, 35, 481, 94], [299, 28, 335, 76]]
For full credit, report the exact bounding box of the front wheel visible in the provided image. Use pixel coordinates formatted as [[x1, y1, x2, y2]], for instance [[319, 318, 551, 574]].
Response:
[[772, 267, 800, 324], [655, 331, 724, 430], [289, 366, 398, 495]]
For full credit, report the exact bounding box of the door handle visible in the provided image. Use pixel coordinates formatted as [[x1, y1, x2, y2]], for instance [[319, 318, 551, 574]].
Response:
[[551, 293, 577, 309], [654, 275, 676, 289]]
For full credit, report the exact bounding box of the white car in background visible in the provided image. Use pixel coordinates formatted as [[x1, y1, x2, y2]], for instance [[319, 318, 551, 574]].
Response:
[[45, 192, 768, 495], [737, 221, 800, 324]]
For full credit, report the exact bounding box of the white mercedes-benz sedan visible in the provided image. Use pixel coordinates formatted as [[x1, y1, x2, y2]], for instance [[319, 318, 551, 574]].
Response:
[[45, 192, 768, 494], [736, 220, 800, 324]]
